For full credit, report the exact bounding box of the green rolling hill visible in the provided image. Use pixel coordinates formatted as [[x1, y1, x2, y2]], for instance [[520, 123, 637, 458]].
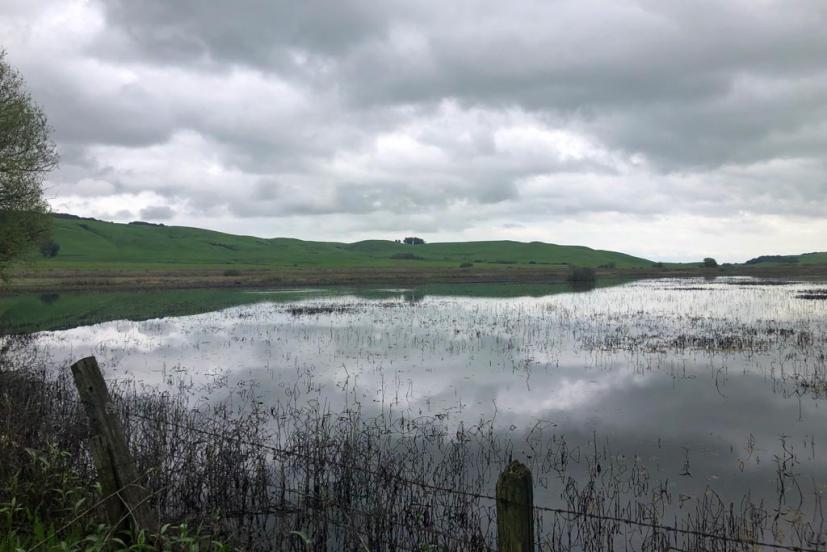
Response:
[[30, 214, 655, 270], [800, 253, 827, 265], [745, 252, 827, 266]]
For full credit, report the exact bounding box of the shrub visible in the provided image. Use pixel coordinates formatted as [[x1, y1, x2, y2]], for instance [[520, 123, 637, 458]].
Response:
[[39, 293, 59, 305], [459, 262, 473, 268], [703, 257, 718, 268], [567, 266, 596, 283], [390, 252, 424, 260], [39, 241, 60, 258], [223, 269, 241, 276], [209, 242, 239, 251]]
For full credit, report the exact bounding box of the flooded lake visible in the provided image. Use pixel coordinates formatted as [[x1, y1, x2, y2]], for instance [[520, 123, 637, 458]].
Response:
[[3, 276, 826, 548]]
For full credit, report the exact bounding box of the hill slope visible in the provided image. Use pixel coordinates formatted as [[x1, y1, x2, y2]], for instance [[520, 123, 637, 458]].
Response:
[[745, 252, 827, 266], [34, 215, 655, 269]]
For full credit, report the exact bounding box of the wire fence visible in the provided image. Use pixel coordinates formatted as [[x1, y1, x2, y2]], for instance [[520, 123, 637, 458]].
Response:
[[124, 409, 826, 552], [4, 354, 824, 552]]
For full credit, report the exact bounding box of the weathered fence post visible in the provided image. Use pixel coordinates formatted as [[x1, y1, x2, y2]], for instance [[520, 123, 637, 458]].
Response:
[[496, 460, 535, 552], [70, 356, 157, 536]]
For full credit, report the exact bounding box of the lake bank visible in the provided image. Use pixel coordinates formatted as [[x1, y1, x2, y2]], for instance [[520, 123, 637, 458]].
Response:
[[4, 262, 827, 293]]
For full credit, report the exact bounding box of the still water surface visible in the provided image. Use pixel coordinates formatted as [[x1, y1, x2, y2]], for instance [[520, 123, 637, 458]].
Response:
[[7, 277, 827, 523]]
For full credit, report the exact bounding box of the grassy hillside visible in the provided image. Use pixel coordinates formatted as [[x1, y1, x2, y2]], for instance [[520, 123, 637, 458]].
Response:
[[800, 252, 827, 265], [745, 252, 827, 266], [29, 215, 655, 270]]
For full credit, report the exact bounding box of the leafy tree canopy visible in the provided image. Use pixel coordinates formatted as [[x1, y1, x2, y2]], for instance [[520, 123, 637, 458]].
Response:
[[0, 50, 57, 272]]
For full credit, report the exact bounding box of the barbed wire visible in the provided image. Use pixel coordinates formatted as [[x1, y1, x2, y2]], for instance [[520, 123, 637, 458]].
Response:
[[42, 391, 826, 551], [126, 409, 826, 552]]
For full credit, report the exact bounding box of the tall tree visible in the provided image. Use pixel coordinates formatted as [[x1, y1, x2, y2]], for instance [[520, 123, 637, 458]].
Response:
[[0, 50, 57, 273]]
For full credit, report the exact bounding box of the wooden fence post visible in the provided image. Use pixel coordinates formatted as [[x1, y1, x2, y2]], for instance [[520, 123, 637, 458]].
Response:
[[70, 356, 158, 536], [496, 460, 535, 552]]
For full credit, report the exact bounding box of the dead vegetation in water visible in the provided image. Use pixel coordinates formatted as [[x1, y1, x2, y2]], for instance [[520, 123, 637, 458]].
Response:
[[797, 289, 827, 301], [794, 375, 827, 398], [726, 279, 797, 287], [2, 349, 826, 551], [286, 302, 409, 316], [579, 321, 815, 355], [287, 304, 357, 316], [673, 286, 719, 291]]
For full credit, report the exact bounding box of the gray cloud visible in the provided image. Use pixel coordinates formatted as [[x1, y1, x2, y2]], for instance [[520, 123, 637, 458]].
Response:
[[98, 0, 397, 67], [94, 0, 827, 170], [139, 205, 175, 221]]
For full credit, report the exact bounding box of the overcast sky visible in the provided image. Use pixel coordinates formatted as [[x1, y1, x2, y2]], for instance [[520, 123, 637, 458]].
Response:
[[2, 0, 826, 261]]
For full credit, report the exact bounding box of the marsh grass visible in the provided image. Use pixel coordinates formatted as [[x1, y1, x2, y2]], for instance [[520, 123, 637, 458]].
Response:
[[2, 349, 825, 551], [567, 267, 596, 284], [0, 364, 229, 551]]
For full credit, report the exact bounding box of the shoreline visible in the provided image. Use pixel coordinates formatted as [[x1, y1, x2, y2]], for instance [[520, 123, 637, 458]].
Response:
[[3, 264, 827, 294]]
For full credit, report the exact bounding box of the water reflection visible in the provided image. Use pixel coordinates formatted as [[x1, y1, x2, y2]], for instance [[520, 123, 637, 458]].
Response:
[[1, 281, 625, 334], [14, 277, 827, 523]]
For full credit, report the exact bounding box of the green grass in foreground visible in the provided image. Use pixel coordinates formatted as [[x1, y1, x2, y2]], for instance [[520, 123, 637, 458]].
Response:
[[0, 443, 228, 552], [23, 215, 656, 271]]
